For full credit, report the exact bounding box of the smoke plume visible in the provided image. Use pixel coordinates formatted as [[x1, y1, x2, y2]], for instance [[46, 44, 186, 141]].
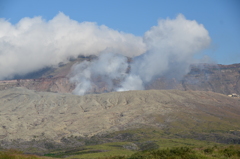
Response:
[[70, 14, 211, 95], [0, 12, 211, 95], [0, 12, 145, 80], [69, 52, 129, 95]]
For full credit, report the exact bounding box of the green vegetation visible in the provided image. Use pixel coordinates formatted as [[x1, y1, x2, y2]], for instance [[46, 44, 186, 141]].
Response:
[[42, 137, 231, 159], [1, 128, 240, 159], [3, 144, 240, 159], [99, 145, 240, 159], [1, 142, 240, 159], [0, 149, 50, 159], [44, 142, 134, 158]]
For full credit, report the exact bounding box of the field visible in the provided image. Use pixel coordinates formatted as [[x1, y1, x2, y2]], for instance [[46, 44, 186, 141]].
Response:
[[1, 143, 240, 159]]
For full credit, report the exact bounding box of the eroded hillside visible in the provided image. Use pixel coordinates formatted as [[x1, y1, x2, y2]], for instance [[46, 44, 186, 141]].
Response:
[[0, 87, 240, 142], [0, 60, 239, 95], [147, 63, 240, 95]]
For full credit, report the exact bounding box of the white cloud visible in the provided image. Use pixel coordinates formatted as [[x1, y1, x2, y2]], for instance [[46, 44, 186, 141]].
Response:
[[0, 12, 146, 80], [0, 12, 211, 95]]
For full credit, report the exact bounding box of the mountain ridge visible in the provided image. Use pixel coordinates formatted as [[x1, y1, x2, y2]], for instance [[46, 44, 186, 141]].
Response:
[[1, 61, 239, 95]]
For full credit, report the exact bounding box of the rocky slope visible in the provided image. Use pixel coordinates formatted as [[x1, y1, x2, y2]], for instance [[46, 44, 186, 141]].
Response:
[[147, 63, 240, 95], [0, 60, 239, 95], [0, 87, 240, 142], [0, 77, 74, 93]]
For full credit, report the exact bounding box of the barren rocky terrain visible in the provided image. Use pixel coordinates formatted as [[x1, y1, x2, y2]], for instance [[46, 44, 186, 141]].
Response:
[[0, 87, 240, 143], [0, 56, 239, 95], [147, 63, 240, 95]]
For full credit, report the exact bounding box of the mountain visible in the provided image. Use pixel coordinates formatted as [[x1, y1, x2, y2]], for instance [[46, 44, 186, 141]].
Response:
[[1, 60, 240, 155], [0, 56, 239, 95], [147, 63, 240, 95]]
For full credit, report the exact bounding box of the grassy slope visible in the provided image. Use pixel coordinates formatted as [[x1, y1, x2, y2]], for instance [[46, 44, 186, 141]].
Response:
[[1, 121, 240, 158], [42, 127, 240, 158], [0, 149, 53, 159], [102, 145, 240, 159], [41, 140, 240, 159], [63, 139, 217, 159], [2, 144, 240, 159]]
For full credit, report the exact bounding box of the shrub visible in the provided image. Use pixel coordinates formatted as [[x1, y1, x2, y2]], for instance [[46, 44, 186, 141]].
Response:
[[203, 147, 214, 154], [221, 148, 240, 157]]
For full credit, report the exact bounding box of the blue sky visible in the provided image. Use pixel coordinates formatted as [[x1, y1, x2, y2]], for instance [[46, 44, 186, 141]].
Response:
[[1, 0, 240, 64]]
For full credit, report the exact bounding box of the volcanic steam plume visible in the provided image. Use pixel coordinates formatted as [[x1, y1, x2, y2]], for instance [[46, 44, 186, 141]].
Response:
[[0, 13, 210, 95], [69, 14, 211, 95]]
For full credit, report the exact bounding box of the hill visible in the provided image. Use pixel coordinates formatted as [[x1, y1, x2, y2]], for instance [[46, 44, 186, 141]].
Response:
[[0, 88, 240, 144]]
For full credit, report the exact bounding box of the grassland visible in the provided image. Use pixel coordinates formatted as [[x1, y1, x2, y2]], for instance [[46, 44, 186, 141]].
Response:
[[0, 149, 52, 159], [42, 131, 238, 159], [2, 143, 240, 159], [1, 127, 239, 159], [100, 145, 240, 159]]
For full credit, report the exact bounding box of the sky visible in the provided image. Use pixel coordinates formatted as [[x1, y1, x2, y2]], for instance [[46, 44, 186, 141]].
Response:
[[0, 0, 239, 65]]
